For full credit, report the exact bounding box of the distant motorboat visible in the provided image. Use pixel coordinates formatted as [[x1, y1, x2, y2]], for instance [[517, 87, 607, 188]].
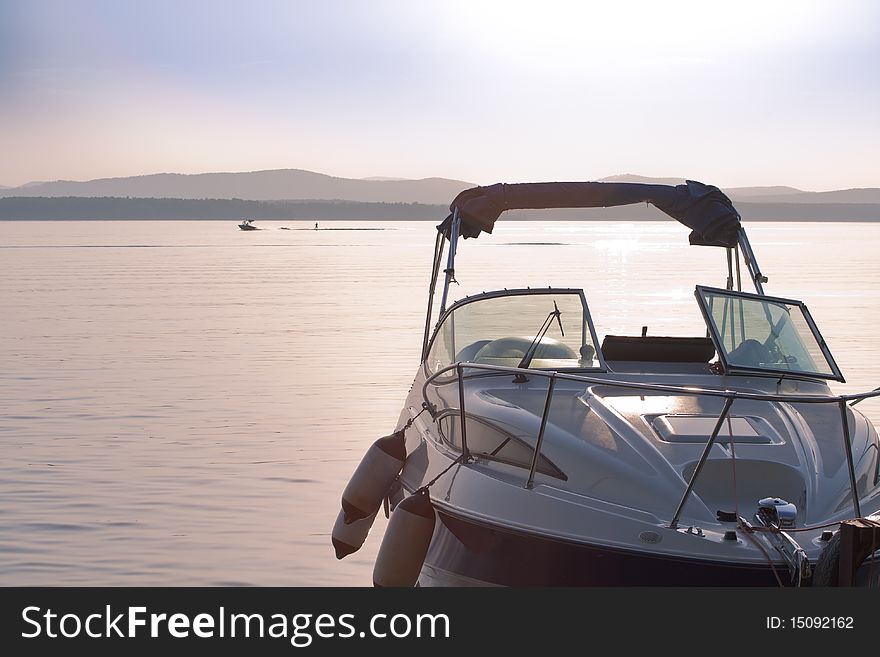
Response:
[[238, 219, 258, 231]]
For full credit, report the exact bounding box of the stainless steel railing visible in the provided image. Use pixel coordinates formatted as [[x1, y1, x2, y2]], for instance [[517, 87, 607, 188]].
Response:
[[421, 362, 880, 527]]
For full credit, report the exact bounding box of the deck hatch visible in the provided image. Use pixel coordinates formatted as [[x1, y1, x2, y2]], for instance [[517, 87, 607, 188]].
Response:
[[651, 414, 778, 444]]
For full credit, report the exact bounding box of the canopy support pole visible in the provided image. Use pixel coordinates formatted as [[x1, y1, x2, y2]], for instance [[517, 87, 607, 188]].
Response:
[[725, 248, 734, 291], [737, 229, 768, 294], [438, 209, 461, 315], [421, 230, 446, 361]]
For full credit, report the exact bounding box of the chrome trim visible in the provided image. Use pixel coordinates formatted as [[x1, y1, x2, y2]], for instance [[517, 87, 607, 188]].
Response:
[[737, 228, 768, 294], [457, 363, 469, 458], [421, 230, 446, 361], [749, 513, 812, 586], [839, 400, 862, 518], [757, 497, 798, 529], [422, 361, 880, 526], [668, 396, 735, 529], [851, 386, 880, 407], [526, 373, 557, 489], [423, 362, 880, 406], [438, 208, 460, 315]]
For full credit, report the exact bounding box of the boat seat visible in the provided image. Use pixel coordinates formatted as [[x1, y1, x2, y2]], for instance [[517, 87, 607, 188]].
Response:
[[456, 340, 493, 363], [601, 335, 715, 363]]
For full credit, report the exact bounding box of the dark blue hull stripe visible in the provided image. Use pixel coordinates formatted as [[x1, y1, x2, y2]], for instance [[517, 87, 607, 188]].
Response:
[[424, 508, 783, 586]]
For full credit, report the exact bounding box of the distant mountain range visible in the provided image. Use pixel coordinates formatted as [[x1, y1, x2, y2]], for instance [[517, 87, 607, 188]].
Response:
[[2, 169, 879, 205], [597, 174, 880, 204], [1, 169, 878, 221], [0, 169, 473, 204]]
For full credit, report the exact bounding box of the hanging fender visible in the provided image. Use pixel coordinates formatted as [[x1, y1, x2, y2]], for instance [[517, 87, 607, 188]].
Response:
[[341, 429, 407, 523], [331, 508, 378, 560], [372, 490, 436, 587]]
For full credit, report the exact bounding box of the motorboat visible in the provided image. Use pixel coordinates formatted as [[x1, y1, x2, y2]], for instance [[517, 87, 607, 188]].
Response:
[[238, 219, 258, 230], [334, 180, 880, 587]]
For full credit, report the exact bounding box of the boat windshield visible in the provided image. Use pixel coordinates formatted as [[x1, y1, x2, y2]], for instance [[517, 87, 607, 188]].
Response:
[[696, 286, 843, 381], [425, 289, 602, 374]]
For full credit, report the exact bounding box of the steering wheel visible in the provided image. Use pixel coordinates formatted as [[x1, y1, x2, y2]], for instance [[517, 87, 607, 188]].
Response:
[[473, 336, 578, 361], [763, 336, 784, 364], [727, 338, 772, 366], [763, 336, 799, 367]]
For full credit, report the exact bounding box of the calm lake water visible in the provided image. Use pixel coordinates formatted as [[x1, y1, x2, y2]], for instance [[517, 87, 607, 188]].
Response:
[[2, 219, 879, 585]]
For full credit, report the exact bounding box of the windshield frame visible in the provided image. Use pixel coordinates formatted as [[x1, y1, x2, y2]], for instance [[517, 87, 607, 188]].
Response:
[[423, 287, 608, 375], [694, 285, 844, 382]]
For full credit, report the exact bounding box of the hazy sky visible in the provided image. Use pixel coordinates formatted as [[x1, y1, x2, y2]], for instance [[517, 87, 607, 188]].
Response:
[[1, 0, 878, 189]]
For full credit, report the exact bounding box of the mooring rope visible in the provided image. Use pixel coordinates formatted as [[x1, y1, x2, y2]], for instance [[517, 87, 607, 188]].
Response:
[[747, 519, 845, 534], [396, 403, 469, 497], [401, 405, 429, 431], [737, 523, 786, 587], [415, 453, 469, 496], [724, 421, 785, 586]]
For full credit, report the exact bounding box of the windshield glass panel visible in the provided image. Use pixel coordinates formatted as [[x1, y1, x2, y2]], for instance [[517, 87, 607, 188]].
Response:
[[426, 291, 599, 374], [697, 287, 841, 380]]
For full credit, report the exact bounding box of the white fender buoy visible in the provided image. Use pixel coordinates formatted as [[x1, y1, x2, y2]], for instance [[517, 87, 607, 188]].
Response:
[[373, 490, 436, 587], [342, 429, 406, 523], [331, 508, 378, 559]]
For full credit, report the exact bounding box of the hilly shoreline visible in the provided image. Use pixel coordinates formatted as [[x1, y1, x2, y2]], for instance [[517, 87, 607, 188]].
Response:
[[1, 169, 878, 221], [0, 169, 473, 204], [2, 196, 880, 222]]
